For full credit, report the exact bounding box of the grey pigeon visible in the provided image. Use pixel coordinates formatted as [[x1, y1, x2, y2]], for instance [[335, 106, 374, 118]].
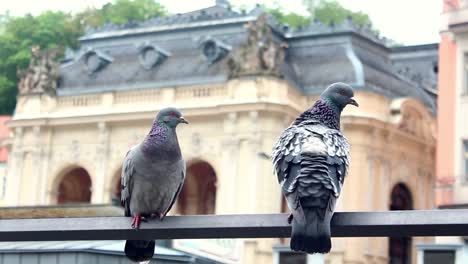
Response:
[[272, 83, 358, 254], [121, 107, 188, 262]]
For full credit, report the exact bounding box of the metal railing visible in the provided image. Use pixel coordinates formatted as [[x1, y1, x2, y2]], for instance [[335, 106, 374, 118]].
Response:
[[1, 210, 468, 241]]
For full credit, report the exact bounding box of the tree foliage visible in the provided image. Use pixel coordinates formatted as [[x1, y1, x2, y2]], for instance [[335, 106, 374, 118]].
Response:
[[266, 5, 311, 29], [0, 0, 167, 115], [73, 0, 167, 28], [314, 0, 372, 27], [0, 11, 11, 34], [266, 0, 374, 29]]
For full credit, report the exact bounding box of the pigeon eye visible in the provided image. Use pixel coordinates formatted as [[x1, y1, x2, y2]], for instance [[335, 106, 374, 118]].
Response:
[[339, 90, 347, 96], [169, 112, 175, 116]]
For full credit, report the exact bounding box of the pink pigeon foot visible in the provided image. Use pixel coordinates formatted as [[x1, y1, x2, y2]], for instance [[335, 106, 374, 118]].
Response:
[[131, 214, 142, 229]]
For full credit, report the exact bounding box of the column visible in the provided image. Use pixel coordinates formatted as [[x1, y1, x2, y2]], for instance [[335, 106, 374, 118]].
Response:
[[217, 112, 239, 214], [5, 127, 23, 206], [39, 127, 53, 204], [93, 122, 110, 203], [31, 126, 42, 204]]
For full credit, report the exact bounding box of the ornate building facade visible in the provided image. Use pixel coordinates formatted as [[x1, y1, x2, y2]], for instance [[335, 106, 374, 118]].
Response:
[[4, 3, 437, 264]]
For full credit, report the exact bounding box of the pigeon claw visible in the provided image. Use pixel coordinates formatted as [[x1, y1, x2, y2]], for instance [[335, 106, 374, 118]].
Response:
[[131, 215, 142, 229]]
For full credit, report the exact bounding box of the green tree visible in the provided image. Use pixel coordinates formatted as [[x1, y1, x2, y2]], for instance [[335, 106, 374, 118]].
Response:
[[0, 10, 11, 34], [73, 0, 167, 29], [265, 0, 374, 29], [314, 0, 372, 27], [0, 0, 167, 115], [266, 3, 311, 29]]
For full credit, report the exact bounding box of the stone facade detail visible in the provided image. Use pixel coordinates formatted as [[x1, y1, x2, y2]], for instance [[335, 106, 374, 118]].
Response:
[[227, 14, 287, 78], [17, 46, 60, 95], [138, 42, 170, 69]]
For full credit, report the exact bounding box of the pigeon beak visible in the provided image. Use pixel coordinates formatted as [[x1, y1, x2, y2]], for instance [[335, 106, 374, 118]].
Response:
[[178, 116, 189, 124], [348, 98, 359, 107]]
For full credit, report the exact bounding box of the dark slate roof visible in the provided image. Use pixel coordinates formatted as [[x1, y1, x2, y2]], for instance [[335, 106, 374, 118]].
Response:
[[390, 43, 439, 94], [58, 2, 438, 114]]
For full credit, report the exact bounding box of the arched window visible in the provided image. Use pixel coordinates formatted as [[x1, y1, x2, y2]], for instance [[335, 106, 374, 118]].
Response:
[[111, 167, 123, 206], [389, 183, 413, 264], [178, 161, 217, 215], [57, 167, 92, 204]]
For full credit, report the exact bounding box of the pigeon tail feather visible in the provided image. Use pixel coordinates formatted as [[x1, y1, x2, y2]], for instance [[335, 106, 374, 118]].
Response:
[[124, 240, 155, 263], [290, 208, 332, 254]]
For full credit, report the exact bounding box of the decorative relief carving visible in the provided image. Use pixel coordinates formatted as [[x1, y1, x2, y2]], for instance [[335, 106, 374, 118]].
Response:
[[391, 98, 433, 141], [398, 106, 421, 136], [17, 46, 60, 95], [227, 14, 287, 78]]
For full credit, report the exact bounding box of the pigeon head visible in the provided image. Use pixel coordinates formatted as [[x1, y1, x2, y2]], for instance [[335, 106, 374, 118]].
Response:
[[320, 82, 359, 112], [156, 107, 189, 129], [293, 82, 358, 129]]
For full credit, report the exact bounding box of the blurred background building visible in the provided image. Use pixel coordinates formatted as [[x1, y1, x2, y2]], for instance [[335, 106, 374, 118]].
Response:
[[417, 0, 468, 263], [1, 1, 439, 264]]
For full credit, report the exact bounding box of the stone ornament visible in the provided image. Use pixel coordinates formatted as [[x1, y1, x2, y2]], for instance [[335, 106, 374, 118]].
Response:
[[227, 13, 288, 78], [80, 48, 113, 75], [138, 43, 171, 70], [390, 98, 434, 140], [201, 38, 231, 64], [17, 46, 60, 95]]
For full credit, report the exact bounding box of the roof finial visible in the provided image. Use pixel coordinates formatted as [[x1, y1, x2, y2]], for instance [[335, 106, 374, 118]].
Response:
[[216, 0, 230, 8]]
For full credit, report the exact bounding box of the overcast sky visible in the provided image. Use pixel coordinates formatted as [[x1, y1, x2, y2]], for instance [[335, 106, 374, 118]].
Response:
[[1, 0, 442, 45]]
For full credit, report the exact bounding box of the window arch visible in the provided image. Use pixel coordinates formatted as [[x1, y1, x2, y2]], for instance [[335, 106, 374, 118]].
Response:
[[57, 167, 92, 204], [389, 183, 413, 264], [178, 161, 217, 215], [111, 166, 123, 206]]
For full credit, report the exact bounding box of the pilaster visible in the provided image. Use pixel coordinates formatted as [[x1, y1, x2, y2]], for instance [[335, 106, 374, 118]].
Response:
[[31, 126, 42, 203], [94, 122, 110, 203], [217, 112, 239, 214], [6, 127, 23, 205]]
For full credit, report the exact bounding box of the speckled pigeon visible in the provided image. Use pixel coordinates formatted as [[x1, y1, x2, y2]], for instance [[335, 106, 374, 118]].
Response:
[[121, 107, 188, 262], [272, 83, 358, 254]]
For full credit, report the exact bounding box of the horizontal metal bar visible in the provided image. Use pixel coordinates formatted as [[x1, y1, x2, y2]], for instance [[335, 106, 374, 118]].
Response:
[[0, 210, 468, 241]]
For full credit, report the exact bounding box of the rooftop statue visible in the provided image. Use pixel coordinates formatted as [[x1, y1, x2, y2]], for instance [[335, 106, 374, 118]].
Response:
[[17, 46, 60, 95], [228, 14, 288, 78]]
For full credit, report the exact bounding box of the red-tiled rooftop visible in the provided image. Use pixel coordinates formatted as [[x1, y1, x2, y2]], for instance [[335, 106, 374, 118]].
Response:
[[0, 116, 11, 162]]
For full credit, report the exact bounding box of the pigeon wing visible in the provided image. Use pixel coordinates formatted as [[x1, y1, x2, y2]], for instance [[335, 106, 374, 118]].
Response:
[[121, 147, 136, 217], [162, 159, 186, 217], [272, 123, 350, 221]]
